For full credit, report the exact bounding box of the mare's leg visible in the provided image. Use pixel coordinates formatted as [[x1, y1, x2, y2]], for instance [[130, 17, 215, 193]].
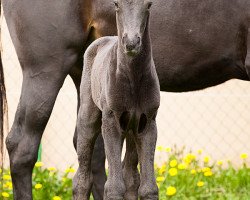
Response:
[[6, 71, 68, 199], [70, 66, 106, 200], [122, 133, 140, 200], [102, 111, 126, 200], [72, 65, 102, 200], [135, 120, 158, 200]]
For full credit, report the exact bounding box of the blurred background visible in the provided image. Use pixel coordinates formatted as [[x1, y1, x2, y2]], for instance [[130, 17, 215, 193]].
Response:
[[2, 15, 250, 171]]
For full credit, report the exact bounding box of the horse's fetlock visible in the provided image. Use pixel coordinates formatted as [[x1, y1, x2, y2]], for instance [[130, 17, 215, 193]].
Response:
[[139, 184, 158, 200]]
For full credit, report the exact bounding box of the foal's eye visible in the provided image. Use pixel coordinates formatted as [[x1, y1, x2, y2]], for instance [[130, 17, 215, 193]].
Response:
[[147, 2, 152, 9]]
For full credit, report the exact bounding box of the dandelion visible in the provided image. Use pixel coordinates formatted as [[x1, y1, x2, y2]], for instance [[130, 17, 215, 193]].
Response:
[[165, 147, 172, 152], [197, 181, 205, 187], [3, 182, 12, 189], [168, 168, 178, 176], [217, 160, 223, 166], [156, 146, 164, 152], [53, 196, 62, 200], [178, 163, 187, 170], [203, 156, 211, 163], [240, 153, 248, 160], [166, 186, 177, 196], [184, 153, 196, 163], [35, 162, 43, 167], [204, 171, 213, 177], [48, 167, 57, 171], [3, 175, 11, 180], [35, 183, 43, 189], [156, 176, 165, 182], [159, 165, 166, 175], [190, 169, 196, 175], [65, 167, 75, 173], [169, 159, 177, 168], [202, 167, 211, 173], [197, 149, 203, 154], [2, 192, 10, 198]]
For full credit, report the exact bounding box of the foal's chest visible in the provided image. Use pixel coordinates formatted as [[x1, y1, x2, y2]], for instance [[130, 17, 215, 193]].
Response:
[[105, 74, 160, 133]]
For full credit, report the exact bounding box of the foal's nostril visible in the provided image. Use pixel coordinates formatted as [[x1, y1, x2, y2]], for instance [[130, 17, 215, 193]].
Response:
[[126, 44, 136, 51], [137, 36, 141, 45]]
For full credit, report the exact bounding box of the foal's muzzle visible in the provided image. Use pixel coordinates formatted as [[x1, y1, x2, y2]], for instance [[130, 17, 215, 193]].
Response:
[[122, 33, 141, 56]]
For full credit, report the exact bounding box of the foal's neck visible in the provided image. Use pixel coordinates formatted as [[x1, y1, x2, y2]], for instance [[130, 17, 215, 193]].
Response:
[[117, 24, 152, 79]]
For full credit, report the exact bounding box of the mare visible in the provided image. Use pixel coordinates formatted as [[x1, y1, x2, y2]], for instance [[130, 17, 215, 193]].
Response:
[[74, 0, 160, 199], [1, 0, 250, 199]]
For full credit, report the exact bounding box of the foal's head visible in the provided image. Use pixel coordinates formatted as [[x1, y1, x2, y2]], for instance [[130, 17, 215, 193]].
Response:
[[113, 0, 153, 56]]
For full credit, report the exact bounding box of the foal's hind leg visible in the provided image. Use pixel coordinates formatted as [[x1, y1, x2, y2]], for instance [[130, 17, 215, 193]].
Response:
[[123, 133, 140, 200], [6, 71, 67, 200]]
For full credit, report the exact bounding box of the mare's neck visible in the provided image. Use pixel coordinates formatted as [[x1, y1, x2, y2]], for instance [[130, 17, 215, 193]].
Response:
[[117, 23, 153, 78]]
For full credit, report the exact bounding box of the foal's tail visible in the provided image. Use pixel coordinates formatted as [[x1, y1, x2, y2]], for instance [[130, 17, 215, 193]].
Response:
[[0, 0, 7, 171]]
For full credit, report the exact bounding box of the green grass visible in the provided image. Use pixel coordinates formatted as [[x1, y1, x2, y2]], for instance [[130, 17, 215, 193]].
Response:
[[1, 147, 250, 199]]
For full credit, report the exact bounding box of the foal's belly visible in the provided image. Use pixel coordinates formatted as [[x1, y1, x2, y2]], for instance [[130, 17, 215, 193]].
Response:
[[90, 0, 250, 92]]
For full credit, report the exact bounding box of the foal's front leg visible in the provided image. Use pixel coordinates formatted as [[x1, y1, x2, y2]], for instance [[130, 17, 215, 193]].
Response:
[[102, 111, 126, 200], [122, 133, 140, 200], [136, 120, 158, 200]]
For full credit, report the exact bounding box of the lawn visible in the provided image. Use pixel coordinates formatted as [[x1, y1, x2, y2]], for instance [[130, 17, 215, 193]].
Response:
[[1, 147, 250, 199]]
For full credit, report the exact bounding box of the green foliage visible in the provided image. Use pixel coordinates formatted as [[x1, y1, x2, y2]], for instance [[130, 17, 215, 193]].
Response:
[[1, 147, 250, 199]]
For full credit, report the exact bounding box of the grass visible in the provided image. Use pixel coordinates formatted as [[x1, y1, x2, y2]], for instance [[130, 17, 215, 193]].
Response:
[[1, 147, 250, 199]]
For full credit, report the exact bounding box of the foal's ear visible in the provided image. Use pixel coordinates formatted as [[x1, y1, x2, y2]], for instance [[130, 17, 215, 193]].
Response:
[[113, 0, 119, 11], [147, 1, 153, 9]]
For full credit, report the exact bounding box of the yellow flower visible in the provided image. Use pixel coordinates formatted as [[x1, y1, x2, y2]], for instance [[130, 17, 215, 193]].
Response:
[[169, 160, 177, 168], [4, 182, 12, 189], [204, 171, 213, 177], [197, 181, 205, 187], [156, 176, 165, 182], [53, 196, 62, 200], [166, 186, 177, 196], [203, 156, 211, 163], [217, 160, 223, 166], [168, 168, 178, 176], [35, 183, 43, 189], [178, 163, 187, 170], [165, 147, 172, 152], [184, 153, 196, 163], [35, 162, 44, 167], [240, 153, 248, 159], [3, 175, 11, 180], [156, 146, 164, 152], [156, 183, 160, 188], [202, 167, 211, 173], [2, 192, 10, 198], [48, 167, 57, 171], [159, 165, 166, 175], [197, 149, 203, 154], [65, 167, 75, 173], [190, 169, 196, 175]]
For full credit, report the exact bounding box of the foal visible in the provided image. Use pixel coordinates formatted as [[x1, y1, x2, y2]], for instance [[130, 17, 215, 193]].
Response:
[[73, 0, 160, 199]]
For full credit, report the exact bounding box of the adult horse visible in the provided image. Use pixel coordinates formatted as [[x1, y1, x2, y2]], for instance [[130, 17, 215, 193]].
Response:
[[1, 0, 250, 199]]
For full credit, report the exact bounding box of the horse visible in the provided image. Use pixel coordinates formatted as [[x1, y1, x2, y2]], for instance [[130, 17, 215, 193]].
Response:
[[74, 0, 160, 199], [1, 0, 250, 199]]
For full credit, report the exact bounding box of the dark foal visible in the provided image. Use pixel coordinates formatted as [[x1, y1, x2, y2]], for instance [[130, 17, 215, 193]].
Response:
[[74, 0, 159, 199], [2, 0, 250, 199]]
